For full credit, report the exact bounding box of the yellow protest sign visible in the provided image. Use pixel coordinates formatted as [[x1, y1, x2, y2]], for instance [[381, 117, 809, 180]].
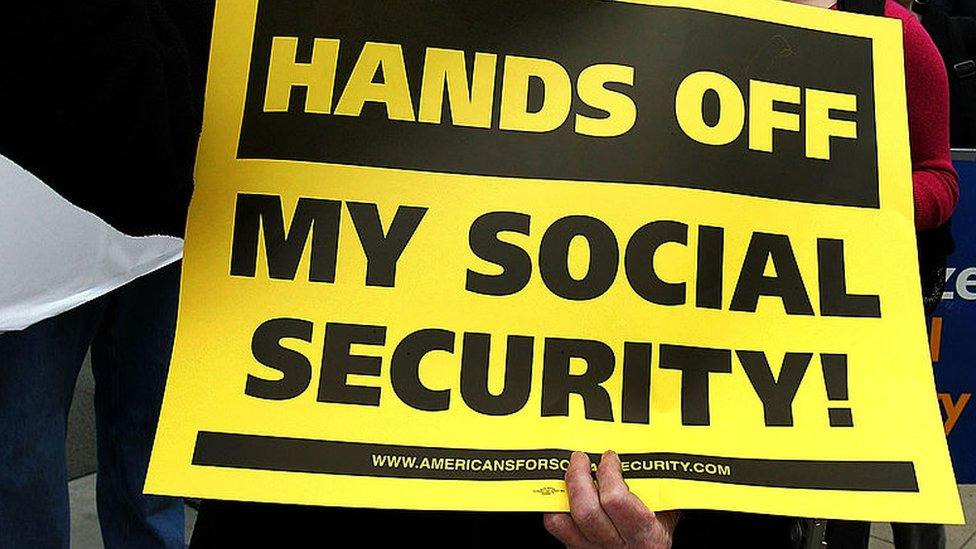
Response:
[[146, 0, 963, 523]]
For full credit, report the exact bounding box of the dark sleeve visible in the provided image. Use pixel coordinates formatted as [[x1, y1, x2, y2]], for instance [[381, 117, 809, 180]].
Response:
[[160, 0, 216, 100]]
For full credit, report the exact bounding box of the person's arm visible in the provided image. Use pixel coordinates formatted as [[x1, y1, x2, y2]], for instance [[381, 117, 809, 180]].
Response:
[[543, 452, 678, 548], [891, 0, 959, 229]]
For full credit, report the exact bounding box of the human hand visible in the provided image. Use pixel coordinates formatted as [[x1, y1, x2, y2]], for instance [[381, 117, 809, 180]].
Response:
[[543, 451, 678, 548]]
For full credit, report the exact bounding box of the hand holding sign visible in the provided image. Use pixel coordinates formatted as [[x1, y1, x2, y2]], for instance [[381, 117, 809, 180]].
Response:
[[544, 451, 677, 549]]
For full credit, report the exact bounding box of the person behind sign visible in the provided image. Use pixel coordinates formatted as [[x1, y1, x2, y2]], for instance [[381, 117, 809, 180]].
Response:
[[546, 0, 958, 547], [0, 2, 212, 548]]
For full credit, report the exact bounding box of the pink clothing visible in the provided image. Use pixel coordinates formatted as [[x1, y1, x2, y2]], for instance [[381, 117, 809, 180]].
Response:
[[885, 0, 959, 228]]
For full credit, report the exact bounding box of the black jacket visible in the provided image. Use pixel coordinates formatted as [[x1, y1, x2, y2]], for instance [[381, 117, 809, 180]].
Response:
[[0, 1, 213, 237], [925, 0, 976, 147]]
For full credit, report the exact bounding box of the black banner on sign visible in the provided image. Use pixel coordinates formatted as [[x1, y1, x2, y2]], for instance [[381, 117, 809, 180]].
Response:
[[238, 0, 879, 208], [193, 431, 918, 491]]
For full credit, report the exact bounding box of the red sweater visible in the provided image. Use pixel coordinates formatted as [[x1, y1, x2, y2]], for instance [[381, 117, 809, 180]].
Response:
[[884, 0, 959, 229]]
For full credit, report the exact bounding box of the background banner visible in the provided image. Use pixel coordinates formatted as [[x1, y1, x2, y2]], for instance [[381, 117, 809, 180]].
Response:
[[936, 151, 976, 484], [147, 0, 962, 523]]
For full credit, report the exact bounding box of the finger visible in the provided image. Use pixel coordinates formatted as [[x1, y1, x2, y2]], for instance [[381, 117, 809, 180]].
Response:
[[543, 513, 596, 548], [596, 451, 662, 547], [566, 451, 624, 547]]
